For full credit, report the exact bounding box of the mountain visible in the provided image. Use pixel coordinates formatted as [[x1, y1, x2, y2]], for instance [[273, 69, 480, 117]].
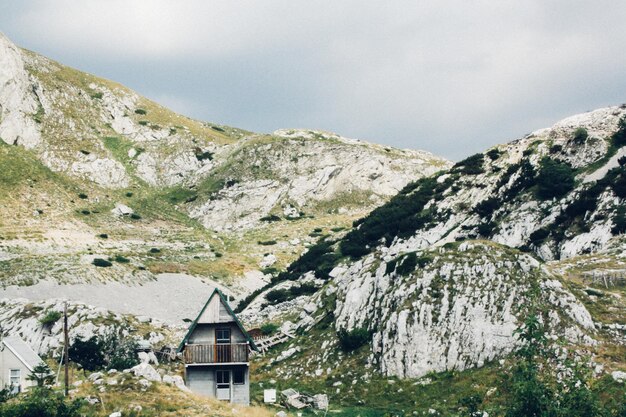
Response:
[[242, 104, 626, 411], [0, 32, 449, 296]]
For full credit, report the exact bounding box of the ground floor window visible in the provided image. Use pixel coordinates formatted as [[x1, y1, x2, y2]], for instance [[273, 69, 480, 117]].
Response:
[[216, 370, 230, 388], [233, 368, 245, 385]]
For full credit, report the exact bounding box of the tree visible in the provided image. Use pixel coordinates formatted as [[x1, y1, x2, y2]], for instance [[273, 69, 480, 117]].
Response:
[[68, 336, 104, 373], [27, 363, 54, 388]]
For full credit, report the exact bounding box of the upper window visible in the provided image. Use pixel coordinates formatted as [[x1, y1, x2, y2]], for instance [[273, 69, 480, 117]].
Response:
[[215, 328, 231, 344], [218, 302, 230, 320]]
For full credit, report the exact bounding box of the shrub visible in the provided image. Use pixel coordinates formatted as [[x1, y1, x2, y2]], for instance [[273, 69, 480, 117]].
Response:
[[194, 147, 213, 161], [80, 210, 90, 215], [130, 213, 142, 220], [549, 144, 563, 154], [97, 233, 108, 239], [260, 323, 279, 335], [138, 120, 148, 126], [477, 221, 496, 237], [337, 327, 370, 352], [69, 336, 105, 372], [385, 259, 397, 275], [78, 193, 88, 199], [572, 127, 588, 144], [473, 197, 500, 218], [258, 240, 277, 246], [91, 92, 103, 100], [486, 149, 501, 161], [211, 125, 226, 132], [0, 388, 82, 416], [266, 289, 289, 304], [529, 228, 550, 244], [260, 214, 281, 222], [535, 157, 575, 200], [611, 116, 626, 148], [125, 192, 134, 197], [396, 253, 418, 276], [454, 153, 485, 175], [341, 177, 438, 258], [134, 108, 147, 115], [113, 255, 130, 263], [149, 248, 161, 253], [289, 282, 318, 297], [39, 310, 62, 326], [618, 156, 626, 167], [612, 206, 626, 235], [92, 258, 112, 267]]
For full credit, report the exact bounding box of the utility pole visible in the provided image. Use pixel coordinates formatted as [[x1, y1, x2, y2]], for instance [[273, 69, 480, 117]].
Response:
[[63, 301, 69, 396]]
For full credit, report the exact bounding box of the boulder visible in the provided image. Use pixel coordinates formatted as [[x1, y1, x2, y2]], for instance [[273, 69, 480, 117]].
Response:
[[111, 203, 134, 217], [130, 363, 161, 382]]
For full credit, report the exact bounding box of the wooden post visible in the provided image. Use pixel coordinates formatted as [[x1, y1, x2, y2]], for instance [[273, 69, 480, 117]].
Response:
[[64, 301, 69, 396]]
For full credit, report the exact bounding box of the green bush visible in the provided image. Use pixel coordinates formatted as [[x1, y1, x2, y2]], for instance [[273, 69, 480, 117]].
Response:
[[92, 258, 112, 267], [258, 240, 277, 246], [78, 193, 88, 199], [149, 248, 161, 253], [260, 323, 279, 335], [549, 144, 563, 154], [39, 310, 62, 326], [612, 206, 626, 235], [486, 149, 501, 161], [0, 388, 82, 417], [453, 153, 485, 175], [337, 327, 370, 352], [260, 214, 281, 222], [529, 228, 550, 245], [113, 255, 130, 263], [130, 213, 142, 220], [341, 177, 438, 258], [97, 233, 108, 239], [289, 282, 318, 297], [535, 157, 575, 200], [572, 127, 588, 144], [473, 197, 500, 218], [134, 108, 147, 115], [266, 289, 289, 304], [396, 253, 418, 276], [69, 336, 105, 372]]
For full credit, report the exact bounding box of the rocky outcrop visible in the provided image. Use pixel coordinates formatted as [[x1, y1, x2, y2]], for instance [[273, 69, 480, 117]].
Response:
[[329, 242, 593, 378], [0, 32, 41, 148]]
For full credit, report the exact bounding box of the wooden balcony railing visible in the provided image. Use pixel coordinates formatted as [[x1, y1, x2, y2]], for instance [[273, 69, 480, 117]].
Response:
[[183, 343, 249, 364]]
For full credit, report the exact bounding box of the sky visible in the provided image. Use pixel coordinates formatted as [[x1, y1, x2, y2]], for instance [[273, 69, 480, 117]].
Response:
[[1, 1, 626, 160]]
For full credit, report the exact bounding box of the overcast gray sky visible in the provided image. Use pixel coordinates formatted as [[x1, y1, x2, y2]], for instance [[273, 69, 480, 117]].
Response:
[[1, 1, 625, 160]]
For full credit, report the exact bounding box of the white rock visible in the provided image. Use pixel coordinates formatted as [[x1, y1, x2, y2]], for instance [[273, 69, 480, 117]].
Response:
[[612, 371, 626, 383], [111, 203, 134, 217], [130, 363, 161, 382]]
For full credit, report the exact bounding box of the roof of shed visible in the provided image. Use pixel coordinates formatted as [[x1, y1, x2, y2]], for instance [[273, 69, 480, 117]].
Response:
[[2, 336, 44, 372]]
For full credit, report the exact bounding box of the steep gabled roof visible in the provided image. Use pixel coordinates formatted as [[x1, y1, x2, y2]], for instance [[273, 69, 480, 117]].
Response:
[[2, 336, 44, 372], [177, 288, 258, 352]]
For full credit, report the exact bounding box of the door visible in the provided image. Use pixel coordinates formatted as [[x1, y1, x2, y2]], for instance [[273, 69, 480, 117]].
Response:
[[215, 328, 231, 362], [215, 369, 231, 401]]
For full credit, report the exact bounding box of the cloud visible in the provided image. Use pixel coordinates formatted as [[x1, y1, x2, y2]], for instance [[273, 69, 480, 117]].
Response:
[[2, 1, 626, 159]]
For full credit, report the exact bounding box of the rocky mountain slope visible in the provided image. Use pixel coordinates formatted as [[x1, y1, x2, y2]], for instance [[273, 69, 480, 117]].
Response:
[[0, 32, 449, 295], [242, 105, 626, 393]]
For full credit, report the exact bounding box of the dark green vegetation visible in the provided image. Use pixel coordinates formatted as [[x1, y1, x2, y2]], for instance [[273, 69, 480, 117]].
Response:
[[0, 364, 82, 417], [92, 258, 112, 268], [340, 177, 440, 258], [69, 332, 139, 373], [337, 327, 370, 352], [38, 310, 62, 326], [453, 153, 486, 175], [535, 157, 575, 200]]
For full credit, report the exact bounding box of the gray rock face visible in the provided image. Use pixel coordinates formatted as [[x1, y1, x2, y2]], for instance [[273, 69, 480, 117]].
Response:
[[326, 242, 594, 378], [0, 33, 41, 148]]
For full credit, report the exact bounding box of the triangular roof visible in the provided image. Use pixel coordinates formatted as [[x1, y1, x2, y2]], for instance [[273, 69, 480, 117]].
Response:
[[177, 288, 258, 352], [2, 336, 44, 372]]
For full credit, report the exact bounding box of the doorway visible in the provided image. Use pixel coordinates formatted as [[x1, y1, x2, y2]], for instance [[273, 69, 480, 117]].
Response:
[[215, 369, 230, 401]]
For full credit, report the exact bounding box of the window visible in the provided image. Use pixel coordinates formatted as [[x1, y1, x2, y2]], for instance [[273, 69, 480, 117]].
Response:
[[216, 370, 230, 388], [9, 369, 20, 393], [215, 329, 231, 344], [233, 368, 245, 385]]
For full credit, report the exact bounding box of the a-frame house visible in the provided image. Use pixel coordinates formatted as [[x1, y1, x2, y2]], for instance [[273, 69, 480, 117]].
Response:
[[178, 288, 258, 405]]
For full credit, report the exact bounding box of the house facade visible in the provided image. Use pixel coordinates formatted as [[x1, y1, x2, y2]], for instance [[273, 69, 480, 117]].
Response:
[[178, 288, 257, 405], [0, 336, 44, 393]]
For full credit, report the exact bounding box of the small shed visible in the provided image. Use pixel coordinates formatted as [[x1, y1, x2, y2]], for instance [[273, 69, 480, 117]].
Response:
[[0, 336, 45, 393]]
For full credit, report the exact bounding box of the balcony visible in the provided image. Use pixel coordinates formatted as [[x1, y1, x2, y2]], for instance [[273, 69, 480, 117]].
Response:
[[183, 343, 250, 364]]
